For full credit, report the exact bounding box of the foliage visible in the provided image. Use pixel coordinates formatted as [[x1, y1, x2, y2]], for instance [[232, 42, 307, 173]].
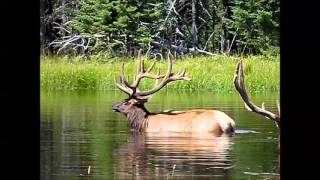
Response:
[[71, 0, 163, 54], [41, 55, 279, 92], [40, 0, 280, 57], [226, 0, 280, 54]]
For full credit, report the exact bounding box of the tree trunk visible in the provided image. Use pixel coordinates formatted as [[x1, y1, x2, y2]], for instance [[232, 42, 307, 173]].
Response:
[[220, 11, 226, 52], [40, 0, 46, 51], [211, 0, 216, 52], [203, 0, 209, 51], [220, 0, 229, 53], [40, 0, 54, 54], [191, 0, 198, 53]]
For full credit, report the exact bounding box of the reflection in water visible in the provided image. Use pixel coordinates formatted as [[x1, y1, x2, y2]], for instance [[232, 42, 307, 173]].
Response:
[[40, 90, 279, 179], [114, 132, 234, 179]]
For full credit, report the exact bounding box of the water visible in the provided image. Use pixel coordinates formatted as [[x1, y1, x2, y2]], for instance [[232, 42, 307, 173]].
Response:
[[40, 90, 280, 180]]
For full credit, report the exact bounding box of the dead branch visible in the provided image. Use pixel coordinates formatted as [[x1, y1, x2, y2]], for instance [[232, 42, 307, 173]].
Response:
[[151, 41, 217, 56]]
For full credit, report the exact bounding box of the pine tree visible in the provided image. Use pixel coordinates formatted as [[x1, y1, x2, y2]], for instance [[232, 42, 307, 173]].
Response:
[[226, 0, 279, 54]]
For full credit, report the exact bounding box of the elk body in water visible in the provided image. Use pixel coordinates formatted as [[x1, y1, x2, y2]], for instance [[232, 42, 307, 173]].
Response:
[[112, 50, 235, 135], [234, 61, 280, 178]]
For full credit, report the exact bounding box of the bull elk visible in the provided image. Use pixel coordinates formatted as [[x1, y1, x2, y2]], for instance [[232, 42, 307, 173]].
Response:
[[233, 61, 280, 179], [112, 50, 235, 135], [233, 61, 280, 128]]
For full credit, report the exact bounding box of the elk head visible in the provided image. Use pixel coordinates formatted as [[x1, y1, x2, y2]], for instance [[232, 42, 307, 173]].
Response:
[[112, 50, 191, 126], [233, 61, 280, 128]]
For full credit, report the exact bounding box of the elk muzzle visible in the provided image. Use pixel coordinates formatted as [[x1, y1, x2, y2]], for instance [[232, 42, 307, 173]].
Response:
[[112, 103, 121, 112]]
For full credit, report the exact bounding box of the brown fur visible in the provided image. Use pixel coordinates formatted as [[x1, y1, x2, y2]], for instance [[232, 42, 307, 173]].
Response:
[[112, 100, 235, 135], [126, 106, 148, 132], [146, 110, 234, 135]]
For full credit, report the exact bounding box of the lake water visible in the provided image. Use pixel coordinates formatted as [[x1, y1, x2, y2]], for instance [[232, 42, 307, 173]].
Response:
[[40, 90, 280, 180]]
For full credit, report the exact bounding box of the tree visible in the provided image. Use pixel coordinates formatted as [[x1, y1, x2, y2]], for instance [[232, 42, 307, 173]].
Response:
[[40, 0, 280, 57], [226, 0, 280, 54], [71, 0, 163, 56]]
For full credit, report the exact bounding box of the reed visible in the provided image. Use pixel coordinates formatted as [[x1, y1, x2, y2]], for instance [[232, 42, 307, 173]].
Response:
[[40, 55, 279, 92]]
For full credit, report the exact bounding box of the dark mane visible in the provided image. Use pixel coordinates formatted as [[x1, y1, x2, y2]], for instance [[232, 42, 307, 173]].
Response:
[[127, 105, 149, 132]]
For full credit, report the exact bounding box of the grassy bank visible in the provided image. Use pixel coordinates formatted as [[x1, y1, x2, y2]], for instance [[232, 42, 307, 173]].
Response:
[[41, 55, 279, 93]]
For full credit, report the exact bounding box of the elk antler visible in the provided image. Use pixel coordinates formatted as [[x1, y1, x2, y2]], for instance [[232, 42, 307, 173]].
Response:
[[233, 61, 280, 128], [116, 49, 191, 100]]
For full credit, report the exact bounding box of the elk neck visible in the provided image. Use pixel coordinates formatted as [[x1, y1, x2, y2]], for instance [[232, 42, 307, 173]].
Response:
[[126, 104, 149, 132]]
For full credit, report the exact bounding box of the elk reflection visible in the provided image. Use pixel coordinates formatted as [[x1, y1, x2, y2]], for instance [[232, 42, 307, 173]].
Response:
[[113, 132, 234, 179]]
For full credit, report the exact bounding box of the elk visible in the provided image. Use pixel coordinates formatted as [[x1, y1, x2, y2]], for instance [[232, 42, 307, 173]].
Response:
[[234, 61, 280, 179], [233, 61, 280, 128], [112, 50, 235, 135]]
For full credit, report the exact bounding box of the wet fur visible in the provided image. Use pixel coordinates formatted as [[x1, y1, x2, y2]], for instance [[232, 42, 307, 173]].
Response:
[[126, 105, 149, 132], [113, 101, 235, 134]]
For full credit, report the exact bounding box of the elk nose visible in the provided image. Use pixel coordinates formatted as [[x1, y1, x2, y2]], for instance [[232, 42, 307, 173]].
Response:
[[112, 104, 119, 112]]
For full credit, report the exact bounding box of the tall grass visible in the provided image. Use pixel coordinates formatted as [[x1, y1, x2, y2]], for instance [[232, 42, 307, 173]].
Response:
[[41, 55, 279, 93]]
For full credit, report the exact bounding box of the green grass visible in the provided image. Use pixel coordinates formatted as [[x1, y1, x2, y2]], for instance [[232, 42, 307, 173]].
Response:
[[40, 55, 279, 93]]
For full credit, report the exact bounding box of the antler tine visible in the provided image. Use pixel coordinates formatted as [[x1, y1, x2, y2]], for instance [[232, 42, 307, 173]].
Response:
[[130, 49, 146, 89], [146, 61, 156, 73], [137, 49, 144, 74], [233, 61, 249, 102], [165, 50, 173, 77], [181, 68, 186, 76], [155, 68, 161, 86], [131, 52, 165, 88], [115, 49, 190, 99], [176, 68, 191, 80], [135, 50, 190, 97], [261, 102, 270, 119], [134, 51, 173, 97], [115, 77, 133, 96], [276, 100, 280, 116], [114, 62, 133, 95], [120, 63, 131, 87], [115, 83, 132, 95], [136, 51, 140, 76], [234, 61, 279, 122]]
